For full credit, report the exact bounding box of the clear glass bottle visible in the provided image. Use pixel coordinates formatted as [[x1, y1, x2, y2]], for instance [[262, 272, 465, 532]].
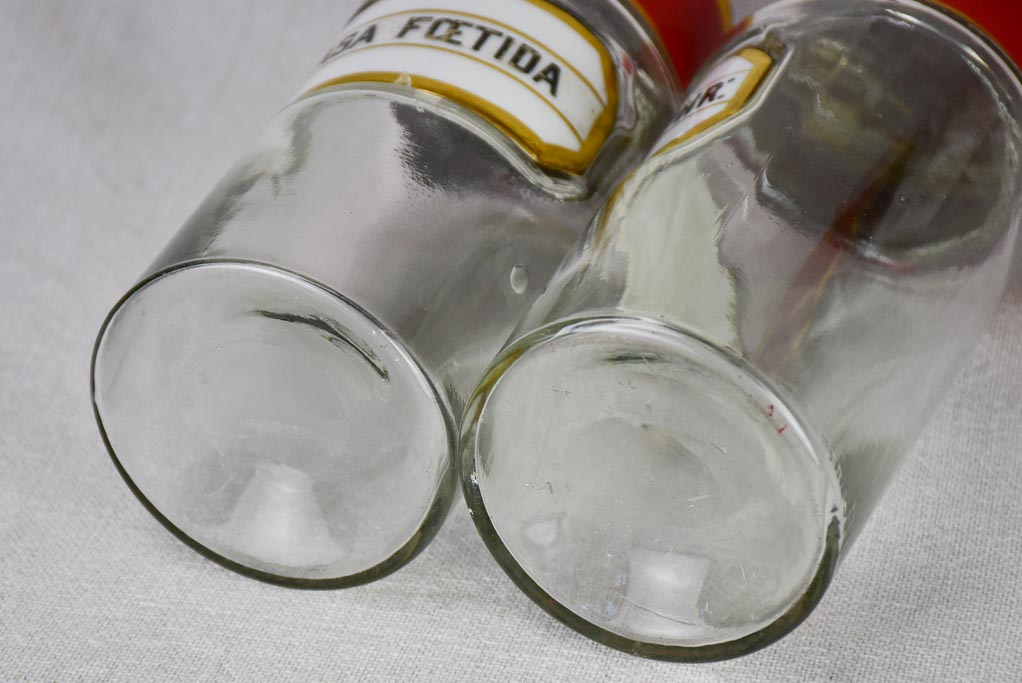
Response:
[[91, 0, 730, 586], [461, 0, 1022, 660]]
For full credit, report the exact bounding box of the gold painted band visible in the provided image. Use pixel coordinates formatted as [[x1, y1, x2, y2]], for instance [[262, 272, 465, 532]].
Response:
[[311, 41, 588, 142], [304, 71, 616, 175], [653, 47, 772, 157]]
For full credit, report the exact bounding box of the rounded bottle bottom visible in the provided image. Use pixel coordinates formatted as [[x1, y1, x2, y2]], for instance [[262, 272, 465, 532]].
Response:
[[461, 317, 843, 660], [92, 261, 455, 586]]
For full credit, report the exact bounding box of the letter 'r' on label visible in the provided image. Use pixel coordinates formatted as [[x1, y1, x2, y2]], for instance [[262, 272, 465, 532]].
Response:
[[652, 47, 773, 157], [297, 0, 619, 175]]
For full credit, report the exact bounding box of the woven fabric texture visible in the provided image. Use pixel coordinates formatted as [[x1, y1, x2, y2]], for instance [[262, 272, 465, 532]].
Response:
[[1, 0, 1020, 680]]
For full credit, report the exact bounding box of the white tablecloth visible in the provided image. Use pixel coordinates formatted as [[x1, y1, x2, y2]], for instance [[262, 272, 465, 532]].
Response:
[[2, 0, 1020, 680]]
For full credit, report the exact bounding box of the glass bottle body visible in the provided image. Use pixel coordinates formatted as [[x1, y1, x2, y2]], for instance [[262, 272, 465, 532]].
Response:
[[462, 0, 1022, 658], [91, 0, 696, 585]]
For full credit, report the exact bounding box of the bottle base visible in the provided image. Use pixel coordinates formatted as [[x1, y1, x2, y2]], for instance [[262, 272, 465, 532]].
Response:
[[461, 316, 843, 659], [92, 260, 455, 587]]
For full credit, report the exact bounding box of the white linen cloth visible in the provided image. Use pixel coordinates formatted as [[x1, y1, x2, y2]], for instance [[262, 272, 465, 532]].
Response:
[[1, 0, 1019, 679]]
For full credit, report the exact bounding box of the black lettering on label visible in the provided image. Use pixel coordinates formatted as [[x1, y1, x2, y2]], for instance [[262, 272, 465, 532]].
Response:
[[698, 82, 725, 107], [472, 26, 504, 51], [510, 44, 541, 74], [322, 23, 378, 62], [680, 80, 727, 116], [355, 25, 377, 49], [533, 63, 561, 97], [324, 14, 576, 104], [397, 16, 431, 38], [426, 18, 472, 46], [494, 36, 514, 60], [680, 94, 699, 116]]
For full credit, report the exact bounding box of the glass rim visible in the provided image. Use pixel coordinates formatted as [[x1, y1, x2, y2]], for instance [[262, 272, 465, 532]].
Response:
[[747, 0, 1022, 99], [915, 0, 1022, 93]]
